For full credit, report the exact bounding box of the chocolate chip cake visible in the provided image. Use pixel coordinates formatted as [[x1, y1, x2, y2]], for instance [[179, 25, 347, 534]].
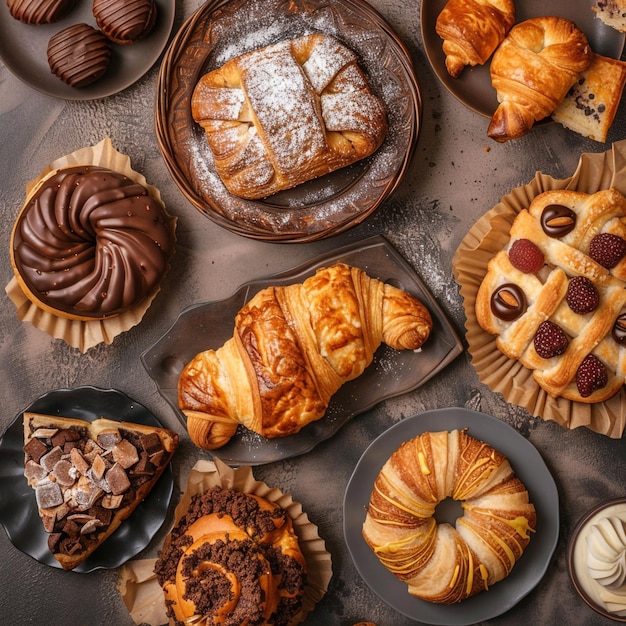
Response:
[[23, 412, 178, 570]]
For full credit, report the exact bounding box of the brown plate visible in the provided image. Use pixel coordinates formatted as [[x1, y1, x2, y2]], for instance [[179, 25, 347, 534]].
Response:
[[421, 0, 626, 119], [155, 0, 421, 242]]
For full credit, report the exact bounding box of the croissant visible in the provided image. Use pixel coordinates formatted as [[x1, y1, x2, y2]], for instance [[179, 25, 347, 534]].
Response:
[[435, 0, 515, 78], [487, 16, 594, 142], [476, 188, 626, 403], [178, 263, 432, 450], [191, 33, 387, 199], [154, 486, 307, 625], [362, 429, 536, 604]]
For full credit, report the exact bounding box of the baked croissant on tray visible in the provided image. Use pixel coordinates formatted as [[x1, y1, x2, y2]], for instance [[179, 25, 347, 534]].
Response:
[[178, 264, 433, 450]]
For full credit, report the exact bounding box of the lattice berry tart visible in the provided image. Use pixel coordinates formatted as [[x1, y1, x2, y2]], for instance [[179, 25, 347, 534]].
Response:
[[476, 187, 626, 403]]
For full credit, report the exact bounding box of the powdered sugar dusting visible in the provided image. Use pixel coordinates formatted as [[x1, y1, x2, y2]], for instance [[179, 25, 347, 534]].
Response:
[[240, 41, 326, 174]]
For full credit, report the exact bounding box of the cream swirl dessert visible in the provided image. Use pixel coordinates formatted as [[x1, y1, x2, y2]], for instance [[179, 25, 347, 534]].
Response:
[[587, 516, 626, 589], [570, 501, 626, 618], [10, 165, 175, 320]]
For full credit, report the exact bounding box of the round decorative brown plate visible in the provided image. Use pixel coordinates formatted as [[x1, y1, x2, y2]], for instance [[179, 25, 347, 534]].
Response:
[[421, 0, 625, 119], [155, 0, 421, 242]]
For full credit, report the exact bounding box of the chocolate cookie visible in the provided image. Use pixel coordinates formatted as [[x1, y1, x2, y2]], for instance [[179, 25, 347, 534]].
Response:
[[92, 0, 157, 45], [46, 23, 111, 88], [7, 0, 75, 24]]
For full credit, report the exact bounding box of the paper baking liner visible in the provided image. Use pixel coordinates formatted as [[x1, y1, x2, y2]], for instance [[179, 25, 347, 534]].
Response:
[[452, 140, 626, 438], [117, 458, 333, 625], [5, 137, 177, 353]]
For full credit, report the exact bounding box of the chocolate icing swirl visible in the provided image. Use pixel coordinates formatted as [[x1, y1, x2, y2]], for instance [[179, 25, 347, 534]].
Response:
[[12, 166, 175, 319]]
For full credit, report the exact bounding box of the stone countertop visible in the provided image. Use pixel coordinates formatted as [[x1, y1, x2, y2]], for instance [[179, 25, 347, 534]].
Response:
[[0, 1, 625, 625]]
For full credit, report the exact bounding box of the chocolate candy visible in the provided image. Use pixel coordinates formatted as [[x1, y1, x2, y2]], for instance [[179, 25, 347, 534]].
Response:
[[613, 313, 626, 344], [47, 23, 112, 88], [92, 0, 157, 45], [7, 0, 75, 24], [490, 283, 527, 321], [540, 204, 577, 238]]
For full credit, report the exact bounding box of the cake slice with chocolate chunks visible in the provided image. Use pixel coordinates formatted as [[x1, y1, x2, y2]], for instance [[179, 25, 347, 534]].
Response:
[[23, 412, 179, 570]]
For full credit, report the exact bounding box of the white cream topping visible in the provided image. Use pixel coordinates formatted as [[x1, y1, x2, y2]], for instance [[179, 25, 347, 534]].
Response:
[[573, 505, 626, 617], [587, 516, 626, 589]]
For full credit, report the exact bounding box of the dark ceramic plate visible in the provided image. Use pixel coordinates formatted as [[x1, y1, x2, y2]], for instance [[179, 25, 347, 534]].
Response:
[[0, 0, 175, 100], [421, 0, 626, 118], [344, 408, 560, 625], [141, 236, 464, 466], [155, 0, 421, 241], [0, 387, 174, 572]]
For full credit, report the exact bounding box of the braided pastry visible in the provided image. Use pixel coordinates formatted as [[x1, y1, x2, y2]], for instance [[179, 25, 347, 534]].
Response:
[[435, 0, 515, 78], [362, 429, 536, 604], [487, 16, 593, 142], [154, 486, 306, 626], [191, 34, 387, 199], [476, 188, 626, 403], [178, 263, 432, 450]]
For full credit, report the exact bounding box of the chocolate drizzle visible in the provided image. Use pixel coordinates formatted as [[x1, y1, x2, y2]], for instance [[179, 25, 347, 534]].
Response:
[[47, 23, 112, 88], [12, 166, 175, 318]]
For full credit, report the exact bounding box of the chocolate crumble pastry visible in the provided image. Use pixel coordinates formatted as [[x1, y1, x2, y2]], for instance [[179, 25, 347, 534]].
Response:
[[155, 485, 307, 626]]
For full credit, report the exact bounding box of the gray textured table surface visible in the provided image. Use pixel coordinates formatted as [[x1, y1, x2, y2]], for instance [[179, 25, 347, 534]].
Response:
[[1, 1, 625, 625]]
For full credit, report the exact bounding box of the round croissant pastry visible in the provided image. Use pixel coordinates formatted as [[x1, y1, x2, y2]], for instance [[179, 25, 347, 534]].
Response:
[[435, 0, 515, 78], [487, 16, 594, 142], [155, 486, 306, 626], [362, 429, 536, 604], [178, 263, 433, 450]]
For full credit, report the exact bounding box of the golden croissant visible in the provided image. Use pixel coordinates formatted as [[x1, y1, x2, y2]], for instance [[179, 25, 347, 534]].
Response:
[[488, 16, 593, 142], [178, 264, 432, 450], [363, 429, 536, 604], [435, 0, 515, 78]]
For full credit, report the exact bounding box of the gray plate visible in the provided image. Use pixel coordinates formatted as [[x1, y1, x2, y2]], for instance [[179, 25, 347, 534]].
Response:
[[421, 0, 626, 118], [0, 386, 174, 572], [0, 0, 176, 100], [141, 235, 464, 466], [344, 408, 560, 625]]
